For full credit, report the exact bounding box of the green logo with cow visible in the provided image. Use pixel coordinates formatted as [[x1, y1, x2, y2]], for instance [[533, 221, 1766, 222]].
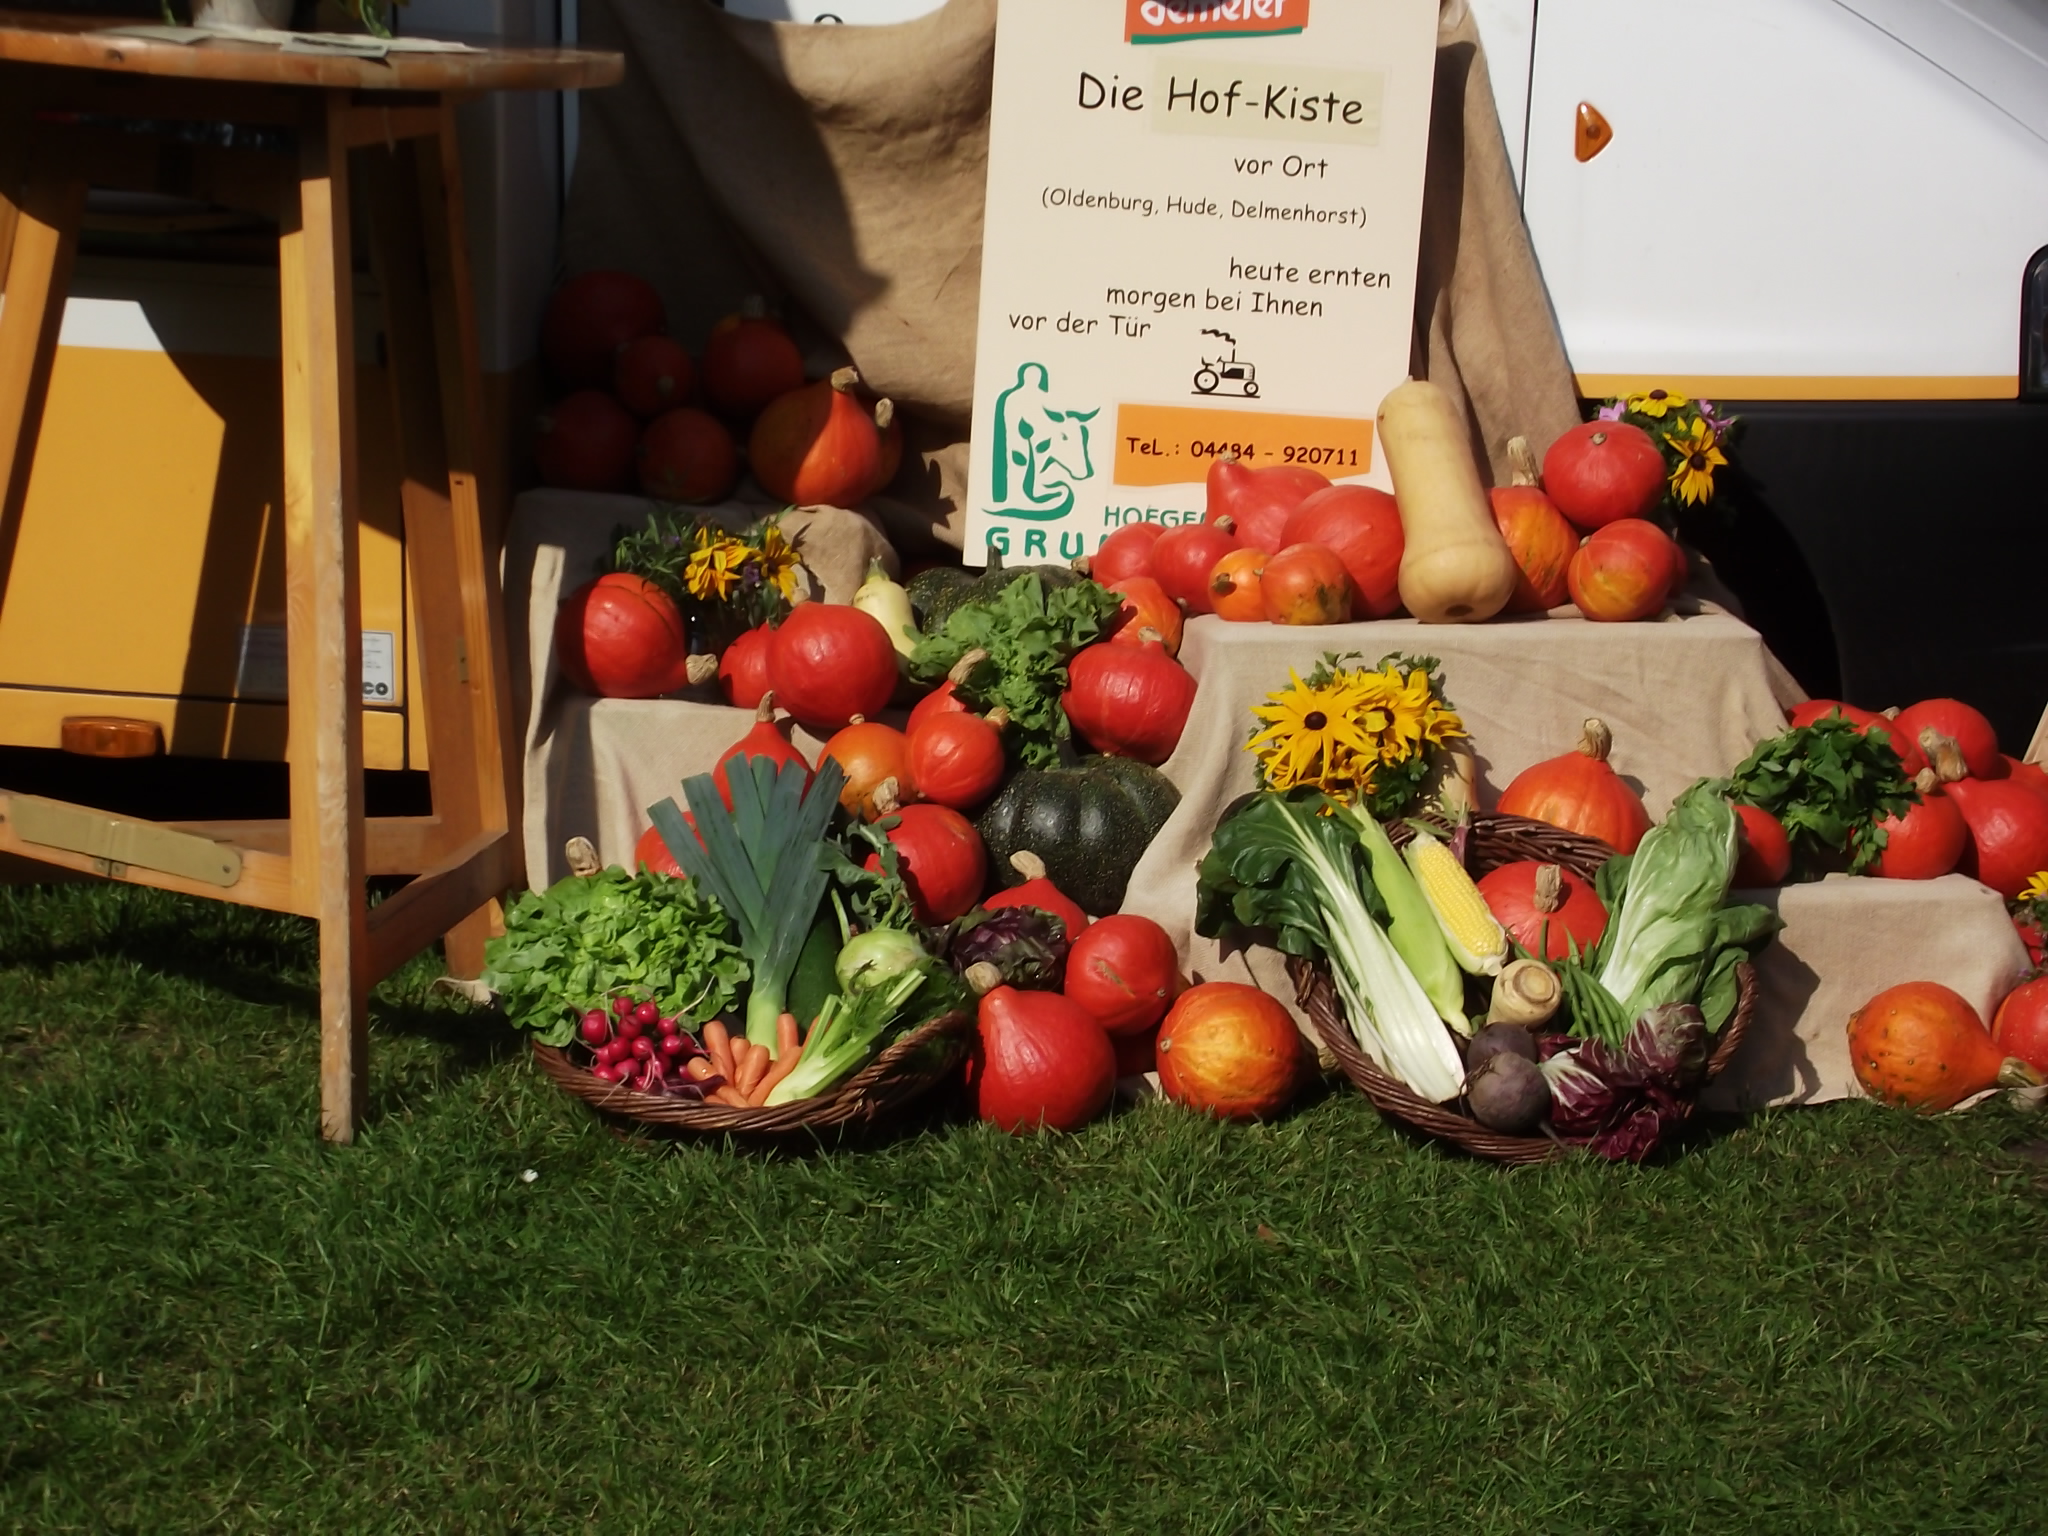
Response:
[[986, 362, 1101, 522]]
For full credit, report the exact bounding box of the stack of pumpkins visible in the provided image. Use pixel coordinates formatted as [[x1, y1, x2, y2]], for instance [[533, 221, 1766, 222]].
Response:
[[1092, 381, 1689, 630], [532, 271, 900, 510]]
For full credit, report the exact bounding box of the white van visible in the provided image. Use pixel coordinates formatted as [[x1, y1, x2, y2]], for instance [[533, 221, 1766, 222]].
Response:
[[1472, 0, 2048, 748]]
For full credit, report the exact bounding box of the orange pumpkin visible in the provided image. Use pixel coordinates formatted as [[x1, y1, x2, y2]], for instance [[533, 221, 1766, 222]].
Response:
[[1489, 436, 1577, 613], [1849, 980, 2038, 1112], [1208, 547, 1269, 622], [1107, 575, 1184, 656], [1568, 520, 1676, 623], [1281, 485, 1404, 619], [1156, 982, 1305, 1121], [1260, 543, 1353, 626], [1495, 718, 1653, 854]]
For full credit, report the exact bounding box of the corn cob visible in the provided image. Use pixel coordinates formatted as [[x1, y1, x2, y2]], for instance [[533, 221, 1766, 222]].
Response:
[[1402, 828, 1508, 977]]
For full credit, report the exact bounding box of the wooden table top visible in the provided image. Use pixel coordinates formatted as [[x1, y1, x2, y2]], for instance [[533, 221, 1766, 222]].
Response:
[[0, 10, 622, 93]]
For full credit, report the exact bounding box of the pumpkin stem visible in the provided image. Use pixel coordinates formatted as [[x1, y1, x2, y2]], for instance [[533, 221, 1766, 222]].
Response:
[[1882, 705, 1902, 720], [1218, 447, 1240, 464], [685, 653, 720, 688], [848, 715, 866, 725], [964, 961, 1005, 997], [829, 365, 862, 394], [1577, 718, 1614, 763], [1009, 850, 1049, 882], [1136, 625, 1164, 645], [985, 707, 1011, 731], [1506, 435, 1542, 487], [1998, 1057, 2045, 1090], [947, 648, 990, 688], [1589, 430, 1608, 446], [1214, 514, 1237, 536], [870, 776, 901, 817], [755, 691, 779, 724], [1533, 863, 1565, 915], [1919, 728, 1969, 784], [1913, 767, 1940, 798], [564, 836, 602, 879], [874, 397, 895, 431], [1069, 555, 1093, 577]]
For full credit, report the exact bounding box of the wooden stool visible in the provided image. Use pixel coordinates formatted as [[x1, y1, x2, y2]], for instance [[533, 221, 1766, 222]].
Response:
[[0, 17, 621, 1140]]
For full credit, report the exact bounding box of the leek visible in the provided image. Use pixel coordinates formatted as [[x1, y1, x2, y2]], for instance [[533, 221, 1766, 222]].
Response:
[[1196, 791, 1465, 1102], [1331, 803, 1469, 1034], [649, 755, 847, 1056]]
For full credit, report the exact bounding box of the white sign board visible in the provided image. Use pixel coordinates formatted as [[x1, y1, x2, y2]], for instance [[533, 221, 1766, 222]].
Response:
[[966, 0, 1438, 565]]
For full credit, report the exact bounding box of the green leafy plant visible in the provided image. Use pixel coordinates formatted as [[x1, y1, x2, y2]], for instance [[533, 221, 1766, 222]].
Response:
[[1728, 718, 1917, 878], [481, 866, 746, 1047], [907, 573, 1121, 767], [609, 508, 804, 651]]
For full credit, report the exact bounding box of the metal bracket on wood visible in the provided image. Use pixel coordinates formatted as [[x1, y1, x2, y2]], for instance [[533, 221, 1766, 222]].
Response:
[[8, 796, 243, 887]]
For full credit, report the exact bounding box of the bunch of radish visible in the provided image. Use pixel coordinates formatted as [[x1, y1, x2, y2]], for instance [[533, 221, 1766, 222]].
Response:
[[577, 994, 726, 1099]]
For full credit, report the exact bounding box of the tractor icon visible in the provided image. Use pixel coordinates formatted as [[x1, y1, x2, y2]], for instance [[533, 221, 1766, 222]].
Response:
[[1192, 329, 1259, 398]]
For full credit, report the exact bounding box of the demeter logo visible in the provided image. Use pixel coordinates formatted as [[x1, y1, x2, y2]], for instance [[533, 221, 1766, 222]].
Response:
[[1126, 0, 1307, 45]]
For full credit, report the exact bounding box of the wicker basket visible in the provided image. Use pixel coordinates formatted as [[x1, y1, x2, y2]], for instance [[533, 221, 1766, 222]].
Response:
[[531, 1009, 972, 1138], [1291, 811, 1759, 1167]]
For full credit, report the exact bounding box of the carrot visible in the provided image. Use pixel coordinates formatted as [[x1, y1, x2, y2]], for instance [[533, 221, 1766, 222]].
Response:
[[776, 1011, 801, 1061], [734, 1040, 770, 1101], [702, 1020, 738, 1084], [711, 1085, 750, 1109], [751, 1033, 805, 1106], [683, 1057, 719, 1084]]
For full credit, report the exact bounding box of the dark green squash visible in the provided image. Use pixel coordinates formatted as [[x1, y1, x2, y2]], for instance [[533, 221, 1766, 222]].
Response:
[[907, 548, 1083, 635], [977, 757, 1181, 916]]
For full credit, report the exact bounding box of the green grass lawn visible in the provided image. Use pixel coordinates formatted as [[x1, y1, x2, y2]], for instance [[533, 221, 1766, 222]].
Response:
[[4, 880, 2046, 1533]]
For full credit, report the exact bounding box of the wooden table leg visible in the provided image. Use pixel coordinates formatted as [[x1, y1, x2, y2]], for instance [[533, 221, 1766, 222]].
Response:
[[281, 97, 370, 1143], [0, 152, 85, 606], [360, 132, 511, 982]]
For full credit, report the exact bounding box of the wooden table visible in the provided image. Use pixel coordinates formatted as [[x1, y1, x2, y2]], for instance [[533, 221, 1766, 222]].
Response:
[[0, 13, 622, 1140]]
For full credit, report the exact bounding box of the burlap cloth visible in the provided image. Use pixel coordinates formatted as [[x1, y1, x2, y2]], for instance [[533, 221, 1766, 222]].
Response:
[[559, 0, 1580, 553], [512, 484, 2034, 1108]]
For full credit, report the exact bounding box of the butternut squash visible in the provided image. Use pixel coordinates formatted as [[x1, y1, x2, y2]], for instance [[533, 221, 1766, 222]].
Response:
[[1377, 380, 1520, 623]]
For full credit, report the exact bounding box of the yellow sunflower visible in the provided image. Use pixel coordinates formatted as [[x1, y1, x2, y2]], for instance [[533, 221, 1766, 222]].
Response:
[[1247, 671, 1378, 793], [1625, 388, 1688, 419], [754, 523, 805, 602], [1666, 419, 1727, 507], [2021, 870, 2048, 905], [683, 529, 751, 602]]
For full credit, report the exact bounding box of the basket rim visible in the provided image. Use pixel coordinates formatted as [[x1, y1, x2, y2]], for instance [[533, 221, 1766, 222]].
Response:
[[531, 1007, 972, 1136]]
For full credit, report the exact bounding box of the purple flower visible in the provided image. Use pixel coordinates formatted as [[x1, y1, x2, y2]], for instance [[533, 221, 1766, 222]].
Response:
[[1696, 398, 1732, 436], [1595, 400, 1626, 423]]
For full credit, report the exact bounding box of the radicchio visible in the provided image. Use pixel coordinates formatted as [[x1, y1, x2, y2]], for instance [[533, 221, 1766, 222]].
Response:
[[1538, 1003, 1710, 1162]]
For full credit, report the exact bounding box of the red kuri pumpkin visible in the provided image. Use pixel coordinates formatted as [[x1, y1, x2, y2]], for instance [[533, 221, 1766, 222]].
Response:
[[1895, 698, 2002, 781], [1944, 777, 2048, 900], [1475, 861, 1609, 960], [716, 623, 776, 710], [1156, 982, 1305, 1121], [1151, 520, 1239, 615], [749, 368, 884, 508], [972, 985, 1116, 1133], [907, 708, 1007, 812], [636, 407, 738, 503], [712, 693, 814, 807], [1541, 420, 1666, 530], [768, 601, 898, 732], [2004, 756, 2048, 803], [540, 270, 664, 390], [1849, 980, 2035, 1112], [702, 298, 805, 419], [613, 334, 696, 417], [1107, 575, 1184, 656], [1489, 437, 1577, 613], [1568, 519, 1675, 622], [983, 850, 1091, 937], [1732, 802, 1793, 887], [1207, 548, 1269, 622], [871, 803, 988, 924], [1495, 719, 1653, 854], [634, 822, 686, 877], [1260, 543, 1354, 626], [1203, 452, 1330, 551], [1092, 522, 1167, 585], [1063, 913, 1182, 1034], [1062, 638, 1196, 765], [1872, 771, 1968, 881], [1281, 485, 1405, 619], [535, 390, 639, 492], [1993, 978, 2048, 1077], [555, 573, 691, 699]]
